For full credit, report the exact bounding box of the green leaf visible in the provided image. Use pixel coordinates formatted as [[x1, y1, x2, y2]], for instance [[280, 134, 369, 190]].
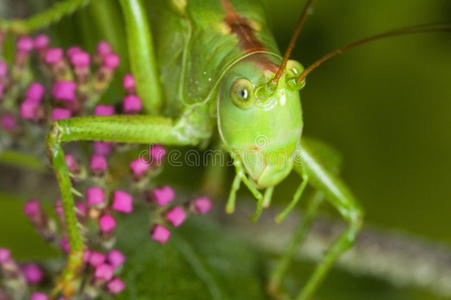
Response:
[[115, 214, 268, 300]]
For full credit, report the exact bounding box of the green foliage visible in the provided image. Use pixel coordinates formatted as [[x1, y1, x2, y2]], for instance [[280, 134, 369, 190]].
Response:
[[115, 214, 268, 300]]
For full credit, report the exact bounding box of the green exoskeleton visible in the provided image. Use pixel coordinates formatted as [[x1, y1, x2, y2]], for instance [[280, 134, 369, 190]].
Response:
[[5, 0, 449, 298]]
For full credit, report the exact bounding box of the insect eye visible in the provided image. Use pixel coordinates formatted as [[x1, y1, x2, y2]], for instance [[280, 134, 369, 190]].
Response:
[[230, 79, 254, 109]]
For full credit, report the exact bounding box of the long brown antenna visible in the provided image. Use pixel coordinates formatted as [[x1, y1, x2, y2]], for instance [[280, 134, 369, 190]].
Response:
[[271, 0, 317, 86], [297, 23, 451, 84]]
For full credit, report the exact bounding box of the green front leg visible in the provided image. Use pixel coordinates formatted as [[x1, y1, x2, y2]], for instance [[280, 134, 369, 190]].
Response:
[[289, 142, 363, 300], [46, 115, 202, 297]]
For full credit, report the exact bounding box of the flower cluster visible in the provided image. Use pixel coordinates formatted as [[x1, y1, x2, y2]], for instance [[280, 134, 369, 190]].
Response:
[[0, 34, 212, 298]]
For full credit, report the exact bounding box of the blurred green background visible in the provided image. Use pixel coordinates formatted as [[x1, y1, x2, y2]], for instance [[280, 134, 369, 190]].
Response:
[[0, 0, 450, 299]]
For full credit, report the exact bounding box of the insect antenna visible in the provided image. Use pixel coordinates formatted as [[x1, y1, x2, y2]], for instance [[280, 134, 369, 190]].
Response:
[[271, 0, 317, 86], [297, 22, 451, 84]]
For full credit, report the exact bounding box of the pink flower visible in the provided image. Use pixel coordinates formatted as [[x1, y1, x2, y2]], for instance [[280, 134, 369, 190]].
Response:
[[26, 82, 45, 102], [123, 95, 142, 113], [66, 46, 82, 58], [107, 249, 125, 269], [17, 36, 33, 52], [34, 34, 49, 50], [94, 105, 115, 116], [0, 248, 11, 263], [95, 263, 114, 281], [44, 48, 63, 65], [90, 154, 107, 172], [70, 51, 90, 68], [150, 144, 166, 164], [54, 199, 63, 217], [30, 292, 48, 300], [76, 202, 87, 218], [129, 158, 149, 177], [86, 187, 105, 206], [152, 186, 175, 206], [97, 41, 112, 56], [112, 190, 133, 213], [22, 263, 44, 284], [151, 225, 170, 244], [99, 214, 116, 233], [123, 74, 135, 90], [64, 154, 79, 173], [166, 206, 186, 227], [60, 237, 70, 254], [108, 277, 126, 294], [103, 53, 120, 69], [51, 108, 71, 121], [89, 251, 106, 267], [0, 61, 8, 77], [24, 199, 41, 219], [84, 249, 91, 263], [93, 141, 113, 156], [20, 99, 39, 120], [52, 81, 77, 101], [1, 114, 17, 131], [194, 197, 212, 214]]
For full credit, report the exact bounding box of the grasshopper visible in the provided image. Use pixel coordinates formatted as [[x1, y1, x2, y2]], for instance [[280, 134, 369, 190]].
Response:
[[4, 0, 449, 298]]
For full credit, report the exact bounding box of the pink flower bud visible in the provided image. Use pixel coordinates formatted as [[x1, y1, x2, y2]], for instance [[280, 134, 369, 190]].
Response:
[[17, 36, 33, 52], [26, 82, 45, 102], [108, 277, 126, 294], [103, 53, 120, 69], [60, 237, 70, 254], [150, 144, 166, 164], [76, 202, 87, 218], [24, 199, 41, 219], [89, 251, 106, 267], [166, 206, 186, 227], [66, 46, 82, 58], [54, 199, 63, 217], [0, 248, 11, 263], [94, 104, 114, 116], [194, 197, 212, 214], [122, 74, 135, 90], [22, 263, 44, 284], [20, 99, 39, 120], [52, 81, 77, 101], [107, 250, 125, 269], [151, 225, 170, 244], [90, 154, 107, 172], [84, 249, 91, 263], [70, 51, 90, 68], [95, 263, 114, 281], [44, 48, 63, 65], [129, 158, 149, 177], [31, 292, 48, 300], [97, 41, 112, 56], [51, 108, 71, 121], [93, 141, 113, 156], [34, 34, 49, 50], [65, 154, 79, 173], [112, 190, 133, 213], [1, 114, 17, 131], [99, 214, 116, 233], [86, 187, 105, 206], [0, 61, 8, 77], [123, 95, 142, 113], [152, 186, 175, 206]]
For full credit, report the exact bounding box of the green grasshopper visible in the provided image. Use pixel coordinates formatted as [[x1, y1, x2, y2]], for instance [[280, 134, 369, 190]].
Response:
[[4, 0, 450, 298]]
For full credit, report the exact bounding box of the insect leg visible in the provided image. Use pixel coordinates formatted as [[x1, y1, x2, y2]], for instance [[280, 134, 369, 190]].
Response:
[[275, 164, 309, 223], [293, 144, 364, 300], [251, 187, 273, 222], [46, 115, 201, 297], [268, 190, 324, 296], [226, 173, 241, 214]]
